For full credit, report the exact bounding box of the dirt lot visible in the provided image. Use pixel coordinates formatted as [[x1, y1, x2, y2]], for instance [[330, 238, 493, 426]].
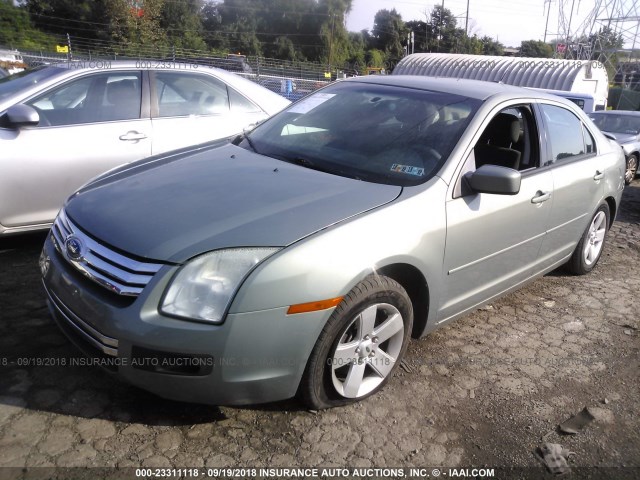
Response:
[[0, 182, 639, 480]]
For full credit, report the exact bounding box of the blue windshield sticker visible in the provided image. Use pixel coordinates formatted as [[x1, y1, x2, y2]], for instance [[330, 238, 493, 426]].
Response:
[[391, 164, 425, 176]]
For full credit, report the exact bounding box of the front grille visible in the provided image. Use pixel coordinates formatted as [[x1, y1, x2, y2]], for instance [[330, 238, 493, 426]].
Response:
[[44, 281, 119, 358], [51, 209, 164, 296]]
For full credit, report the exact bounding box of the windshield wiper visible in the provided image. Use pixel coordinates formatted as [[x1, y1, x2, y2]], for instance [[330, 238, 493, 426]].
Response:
[[272, 154, 358, 179], [232, 132, 259, 153]]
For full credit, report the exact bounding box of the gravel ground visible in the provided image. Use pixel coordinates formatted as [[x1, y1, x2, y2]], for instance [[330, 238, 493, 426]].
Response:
[[0, 182, 639, 480]]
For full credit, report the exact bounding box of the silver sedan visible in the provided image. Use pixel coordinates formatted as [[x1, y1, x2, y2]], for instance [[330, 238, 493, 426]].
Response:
[[588, 110, 640, 184], [0, 61, 290, 235], [40, 76, 625, 408]]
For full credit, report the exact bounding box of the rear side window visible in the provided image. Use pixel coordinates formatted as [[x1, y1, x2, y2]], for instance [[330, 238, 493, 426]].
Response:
[[229, 88, 262, 113], [540, 104, 585, 163], [154, 72, 230, 117]]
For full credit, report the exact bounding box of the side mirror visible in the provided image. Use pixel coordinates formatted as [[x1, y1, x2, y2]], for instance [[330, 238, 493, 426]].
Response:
[[602, 132, 616, 141], [6, 104, 40, 127], [467, 164, 521, 195]]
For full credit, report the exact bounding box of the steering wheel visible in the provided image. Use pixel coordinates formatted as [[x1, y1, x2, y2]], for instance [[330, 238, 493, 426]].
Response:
[[412, 145, 441, 162]]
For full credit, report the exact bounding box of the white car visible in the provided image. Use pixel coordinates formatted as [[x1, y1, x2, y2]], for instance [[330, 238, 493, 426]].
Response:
[[0, 61, 290, 234]]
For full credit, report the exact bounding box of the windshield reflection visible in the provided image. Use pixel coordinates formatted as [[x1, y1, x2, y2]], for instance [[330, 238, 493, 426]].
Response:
[[244, 82, 481, 186]]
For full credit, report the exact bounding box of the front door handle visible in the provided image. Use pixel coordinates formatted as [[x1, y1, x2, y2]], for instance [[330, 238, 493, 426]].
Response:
[[593, 170, 604, 181], [531, 191, 551, 204], [119, 131, 147, 141]]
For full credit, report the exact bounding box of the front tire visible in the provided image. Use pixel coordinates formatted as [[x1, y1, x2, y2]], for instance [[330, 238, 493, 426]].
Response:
[[301, 275, 413, 409], [567, 202, 610, 275], [625, 154, 638, 185]]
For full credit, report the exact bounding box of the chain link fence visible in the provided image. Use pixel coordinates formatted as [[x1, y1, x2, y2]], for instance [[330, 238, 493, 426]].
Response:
[[6, 35, 364, 100]]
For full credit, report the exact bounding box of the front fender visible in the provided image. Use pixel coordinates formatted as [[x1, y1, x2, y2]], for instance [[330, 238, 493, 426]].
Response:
[[229, 178, 448, 329]]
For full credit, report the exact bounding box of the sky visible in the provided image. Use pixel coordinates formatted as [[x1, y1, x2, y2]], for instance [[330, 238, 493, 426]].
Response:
[[345, 0, 624, 48]]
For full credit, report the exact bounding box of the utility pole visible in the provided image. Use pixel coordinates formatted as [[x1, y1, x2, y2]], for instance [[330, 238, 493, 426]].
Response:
[[543, 0, 552, 43], [465, 0, 470, 36], [328, 14, 335, 71], [437, 0, 444, 52], [565, 0, 577, 58], [66, 33, 72, 61]]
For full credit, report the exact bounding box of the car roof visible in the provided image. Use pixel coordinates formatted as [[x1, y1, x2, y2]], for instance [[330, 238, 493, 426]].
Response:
[[0, 59, 291, 115], [344, 75, 547, 100], [589, 110, 640, 117]]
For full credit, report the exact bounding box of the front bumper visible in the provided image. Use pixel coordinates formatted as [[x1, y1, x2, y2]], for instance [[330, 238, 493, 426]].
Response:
[[40, 235, 331, 405]]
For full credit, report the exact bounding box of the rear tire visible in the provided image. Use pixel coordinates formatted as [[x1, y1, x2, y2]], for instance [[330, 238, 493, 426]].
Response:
[[301, 275, 413, 409], [625, 154, 638, 185], [567, 202, 610, 275]]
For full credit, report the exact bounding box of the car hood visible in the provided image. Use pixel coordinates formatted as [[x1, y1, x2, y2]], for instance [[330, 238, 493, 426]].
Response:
[[602, 131, 638, 145], [65, 144, 402, 263]]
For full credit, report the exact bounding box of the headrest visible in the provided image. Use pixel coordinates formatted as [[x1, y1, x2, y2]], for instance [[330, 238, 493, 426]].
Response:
[[484, 113, 520, 144]]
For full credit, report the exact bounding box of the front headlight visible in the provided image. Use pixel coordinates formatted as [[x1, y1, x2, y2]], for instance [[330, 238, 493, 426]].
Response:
[[160, 248, 279, 324]]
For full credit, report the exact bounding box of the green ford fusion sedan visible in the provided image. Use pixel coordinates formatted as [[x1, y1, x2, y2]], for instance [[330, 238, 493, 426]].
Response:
[[40, 76, 625, 409]]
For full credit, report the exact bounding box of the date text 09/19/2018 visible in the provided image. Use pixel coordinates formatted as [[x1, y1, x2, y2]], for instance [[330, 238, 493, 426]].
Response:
[[134, 467, 496, 478]]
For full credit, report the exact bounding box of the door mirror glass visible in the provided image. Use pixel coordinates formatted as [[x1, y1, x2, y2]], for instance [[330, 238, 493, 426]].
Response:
[[5, 104, 40, 127], [467, 164, 521, 195]]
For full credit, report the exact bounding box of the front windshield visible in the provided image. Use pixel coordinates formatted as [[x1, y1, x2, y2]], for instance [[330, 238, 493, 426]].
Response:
[[0, 66, 66, 102], [589, 113, 640, 135], [243, 82, 481, 186]]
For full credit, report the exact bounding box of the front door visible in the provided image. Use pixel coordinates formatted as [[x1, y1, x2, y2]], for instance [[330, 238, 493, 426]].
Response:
[[0, 70, 151, 228], [438, 104, 553, 322]]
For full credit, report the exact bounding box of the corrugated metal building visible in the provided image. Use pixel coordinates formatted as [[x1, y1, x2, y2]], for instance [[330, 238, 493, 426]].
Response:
[[393, 53, 609, 109]]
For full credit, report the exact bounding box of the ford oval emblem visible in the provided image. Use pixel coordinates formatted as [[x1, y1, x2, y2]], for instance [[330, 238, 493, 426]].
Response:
[[64, 235, 85, 261]]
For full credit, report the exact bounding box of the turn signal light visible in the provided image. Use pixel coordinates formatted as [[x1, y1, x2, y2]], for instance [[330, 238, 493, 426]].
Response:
[[287, 297, 344, 315]]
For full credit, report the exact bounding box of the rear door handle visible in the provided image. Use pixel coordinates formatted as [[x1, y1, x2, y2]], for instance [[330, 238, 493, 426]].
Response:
[[531, 191, 551, 204], [593, 170, 604, 181], [119, 131, 147, 141]]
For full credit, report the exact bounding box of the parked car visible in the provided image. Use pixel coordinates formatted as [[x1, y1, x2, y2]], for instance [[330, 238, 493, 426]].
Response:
[[41, 76, 625, 409], [588, 110, 640, 184], [0, 60, 290, 235], [0, 67, 8, 79], [527, 88, 598, 112], [0, 49, 26, 74]]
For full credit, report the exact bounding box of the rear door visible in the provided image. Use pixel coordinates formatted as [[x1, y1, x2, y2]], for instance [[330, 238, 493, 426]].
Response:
[[535, 103, 604, 268], [149, 71, 268, 154], [0, 69, 150, 229]]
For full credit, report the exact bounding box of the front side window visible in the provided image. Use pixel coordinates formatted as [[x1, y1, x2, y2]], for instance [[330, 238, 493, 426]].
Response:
[[474, 105, 539, 172], [540, 104, 585, 163], [243, 82, 481, 186], [26, 72, 142, 126], [154, 72, 230, 117]]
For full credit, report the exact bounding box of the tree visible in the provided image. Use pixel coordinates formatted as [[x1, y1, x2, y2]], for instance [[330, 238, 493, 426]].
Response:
[[0, 0, 54, 49], [372, 9, 406, 64], [160, 0, 206, 50], [405, 20, 428, 53], [480, 36, 504, 56], [365, 48, 385, 68], [24, 0, 105, 40], [426, 5, 460, 53], [317, 0, 353, 66], [459, 34, 483, 55], [520, 40, 553, 58]]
